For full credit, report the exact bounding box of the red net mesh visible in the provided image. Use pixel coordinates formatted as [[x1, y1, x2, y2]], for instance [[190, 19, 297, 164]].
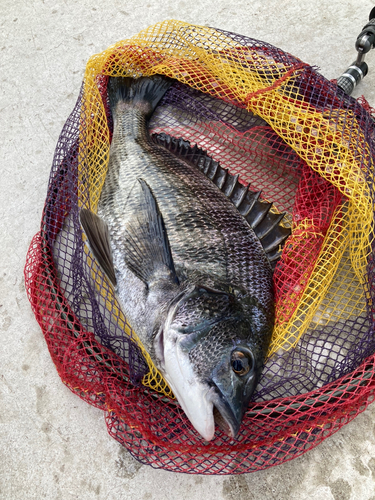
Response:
[[24, 22, 375, 474], [24, 230, 375, 473]]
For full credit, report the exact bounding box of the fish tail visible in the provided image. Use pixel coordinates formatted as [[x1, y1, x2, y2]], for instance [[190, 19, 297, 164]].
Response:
[[107, 75, 173, 117]]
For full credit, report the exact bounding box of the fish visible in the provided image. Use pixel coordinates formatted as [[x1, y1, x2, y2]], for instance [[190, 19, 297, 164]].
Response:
[[79, 75, 290, 441]]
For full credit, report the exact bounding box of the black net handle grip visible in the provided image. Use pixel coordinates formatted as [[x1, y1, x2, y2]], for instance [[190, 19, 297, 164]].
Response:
[[337, 61, 368, 95], [337, 8, 375, 95]]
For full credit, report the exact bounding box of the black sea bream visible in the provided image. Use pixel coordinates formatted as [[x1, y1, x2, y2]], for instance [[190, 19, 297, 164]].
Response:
[[80, 75, 290, 441]]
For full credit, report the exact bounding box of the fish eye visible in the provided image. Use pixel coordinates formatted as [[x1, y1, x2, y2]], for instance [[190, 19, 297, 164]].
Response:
[[231, 349, 253, 376]]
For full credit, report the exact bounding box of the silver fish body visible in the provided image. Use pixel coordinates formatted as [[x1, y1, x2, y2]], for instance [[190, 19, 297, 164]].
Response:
[[80, 76, 275, 441]]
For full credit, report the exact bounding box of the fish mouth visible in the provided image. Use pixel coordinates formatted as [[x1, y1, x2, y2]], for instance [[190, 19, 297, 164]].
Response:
[[213, 406, 233, 437], [164, 375, 242, 441], [210, 382, 242, 439]]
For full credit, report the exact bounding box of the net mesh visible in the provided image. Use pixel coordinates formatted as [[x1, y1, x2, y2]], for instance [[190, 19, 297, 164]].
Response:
[[24, 20, 375, 473]]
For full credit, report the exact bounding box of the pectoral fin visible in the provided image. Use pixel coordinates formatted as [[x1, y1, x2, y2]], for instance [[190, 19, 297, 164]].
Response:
[[79, 209, 117, 286], [123, 179, 179, 288]]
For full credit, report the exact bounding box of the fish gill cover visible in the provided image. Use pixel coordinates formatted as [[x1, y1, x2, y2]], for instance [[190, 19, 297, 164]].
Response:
[[24, 20, 375, 473]]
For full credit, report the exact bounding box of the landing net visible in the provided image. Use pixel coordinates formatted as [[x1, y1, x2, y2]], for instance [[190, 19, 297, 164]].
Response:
[[25, 20, 375, 474]]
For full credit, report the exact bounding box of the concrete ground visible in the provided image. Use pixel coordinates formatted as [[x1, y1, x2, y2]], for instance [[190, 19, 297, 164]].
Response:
[[2, 0, 375, 498]]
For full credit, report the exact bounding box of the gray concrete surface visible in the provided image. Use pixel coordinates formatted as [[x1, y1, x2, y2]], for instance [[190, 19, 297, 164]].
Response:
[[2, 0, 375, 498]]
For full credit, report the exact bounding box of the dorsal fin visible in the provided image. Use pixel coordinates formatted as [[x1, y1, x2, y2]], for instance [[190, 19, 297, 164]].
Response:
[[152, 132, 291, 269]]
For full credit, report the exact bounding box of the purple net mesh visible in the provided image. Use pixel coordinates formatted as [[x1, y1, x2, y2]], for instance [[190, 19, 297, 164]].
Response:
[[24, 23, 375, 473]]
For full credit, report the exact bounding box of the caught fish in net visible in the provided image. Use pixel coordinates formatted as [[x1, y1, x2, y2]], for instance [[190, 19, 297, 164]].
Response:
[[24, 20, 375, 474]]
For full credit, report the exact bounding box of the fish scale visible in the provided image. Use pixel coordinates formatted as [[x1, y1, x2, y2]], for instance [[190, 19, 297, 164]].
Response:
[[102, 107, 271, 294], [118, 133, 270, 299], [80, 75, 278, 441]]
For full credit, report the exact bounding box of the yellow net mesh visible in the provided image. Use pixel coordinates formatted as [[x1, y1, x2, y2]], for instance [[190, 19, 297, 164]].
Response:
[[75, 20, 374, 395]]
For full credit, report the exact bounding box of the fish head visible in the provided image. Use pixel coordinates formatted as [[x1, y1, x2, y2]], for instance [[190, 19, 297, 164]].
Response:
[[153, 285, 273, 441]]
